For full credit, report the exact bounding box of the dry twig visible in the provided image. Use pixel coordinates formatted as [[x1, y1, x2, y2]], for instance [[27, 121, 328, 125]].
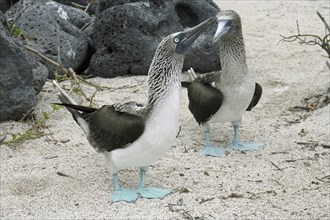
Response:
[[279, 12, 330, 58], [269, 161, 283, 171]]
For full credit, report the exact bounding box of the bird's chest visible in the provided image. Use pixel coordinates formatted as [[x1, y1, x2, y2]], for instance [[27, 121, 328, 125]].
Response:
[[145, 89, 181, 146], [211, 73, 255, 123], [221, 76, 254, 105], [109, 87, 181, 170]]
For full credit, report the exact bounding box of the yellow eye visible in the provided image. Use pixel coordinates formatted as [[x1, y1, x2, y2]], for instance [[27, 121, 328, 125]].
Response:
[[173, 38, 179, 43]]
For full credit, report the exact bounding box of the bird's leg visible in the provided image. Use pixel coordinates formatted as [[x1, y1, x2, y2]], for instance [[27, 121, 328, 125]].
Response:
[[136, 167, 171, 199], [228, 125, 263, 151], [111, 173, 139, 203], [203, 127, 227, 157], [232, 125, 240, 145]]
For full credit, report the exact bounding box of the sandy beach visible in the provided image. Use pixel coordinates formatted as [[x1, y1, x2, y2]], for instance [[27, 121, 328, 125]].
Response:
[[1, 1, 329, 219]]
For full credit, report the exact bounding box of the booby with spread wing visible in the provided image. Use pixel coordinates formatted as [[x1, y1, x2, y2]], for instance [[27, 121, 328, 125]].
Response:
[[183, 10, 263, 157], [53, 17, 216, 203]]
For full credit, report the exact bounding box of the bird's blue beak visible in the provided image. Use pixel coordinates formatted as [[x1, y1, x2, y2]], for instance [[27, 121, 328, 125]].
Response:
[[213, 20, 232, 43], [176, 17, 217, 54]]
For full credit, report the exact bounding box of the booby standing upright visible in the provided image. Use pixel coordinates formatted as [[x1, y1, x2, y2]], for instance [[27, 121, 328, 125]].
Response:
[[53, 17, 216, 203], [183, 10, 263, 157]]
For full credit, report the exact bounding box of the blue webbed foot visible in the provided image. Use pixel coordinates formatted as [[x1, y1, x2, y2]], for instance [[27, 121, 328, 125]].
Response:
[[229, 125, 263, 152], [203, 146, 227, 157], [203, 127, 227, 157], [229, 142, 263, 151], [111, 188, 139, 203], [137, 187, 172, 199], [137, 167, 172, 199]]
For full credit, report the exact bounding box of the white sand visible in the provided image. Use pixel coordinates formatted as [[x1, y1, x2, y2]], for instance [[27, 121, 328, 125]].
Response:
[[1, 1, 329, 219]]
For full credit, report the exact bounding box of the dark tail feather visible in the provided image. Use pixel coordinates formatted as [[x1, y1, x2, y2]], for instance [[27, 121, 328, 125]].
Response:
[[54, 102, 97, 114], [52, 80, 95, 123]]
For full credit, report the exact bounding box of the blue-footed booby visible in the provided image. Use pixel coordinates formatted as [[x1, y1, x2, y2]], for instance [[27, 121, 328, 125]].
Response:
[[52, 16, 216, 203], [183, 10, 263, 157]]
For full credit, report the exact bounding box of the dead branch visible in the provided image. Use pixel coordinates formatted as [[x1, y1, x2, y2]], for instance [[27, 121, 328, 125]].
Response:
[[23, 45, 111, 91], [279, 12, 330, 58], [24, 45, 74, 78]]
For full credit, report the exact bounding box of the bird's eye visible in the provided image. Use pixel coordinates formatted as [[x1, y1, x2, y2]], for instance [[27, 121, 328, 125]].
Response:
[[173, 38, 179, 43], [227, 20, 234, 27]]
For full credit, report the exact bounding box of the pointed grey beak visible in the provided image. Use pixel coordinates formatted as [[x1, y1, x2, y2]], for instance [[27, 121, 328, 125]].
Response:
[[176, 17, 217, 54], [213, 20, 231, 43]]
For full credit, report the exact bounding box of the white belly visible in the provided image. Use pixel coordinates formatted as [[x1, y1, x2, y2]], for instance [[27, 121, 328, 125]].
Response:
[[105, 88, 181, 173], [208, 76, 255, 123]]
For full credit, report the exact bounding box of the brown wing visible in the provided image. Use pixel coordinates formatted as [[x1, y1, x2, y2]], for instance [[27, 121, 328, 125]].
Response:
[[57, 103, 145, 152], [84, 105, 145, 152], [187, 80, 223, 125]]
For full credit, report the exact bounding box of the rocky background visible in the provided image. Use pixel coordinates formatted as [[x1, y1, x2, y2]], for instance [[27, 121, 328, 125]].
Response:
[[0, 0, 220, 121]]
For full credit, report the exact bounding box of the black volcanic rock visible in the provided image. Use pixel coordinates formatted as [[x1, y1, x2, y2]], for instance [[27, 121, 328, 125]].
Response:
[[89, 0, 220, 78], [0, 12, 48, 121]]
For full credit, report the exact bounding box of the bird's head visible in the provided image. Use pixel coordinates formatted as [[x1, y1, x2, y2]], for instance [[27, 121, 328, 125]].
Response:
[[156, 17, 217, 57], [213, 10, 242, 43]]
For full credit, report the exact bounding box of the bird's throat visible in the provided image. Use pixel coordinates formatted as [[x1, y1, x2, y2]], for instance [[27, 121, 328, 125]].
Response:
[[219, 37, 247, 73]]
